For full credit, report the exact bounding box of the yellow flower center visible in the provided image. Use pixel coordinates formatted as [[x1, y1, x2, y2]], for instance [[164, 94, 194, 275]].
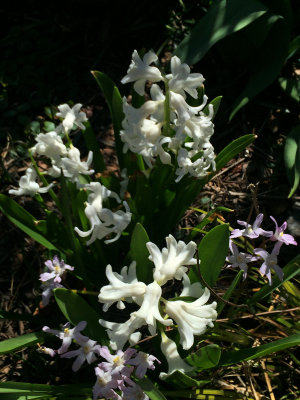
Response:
[[113, 355, 123, 366]]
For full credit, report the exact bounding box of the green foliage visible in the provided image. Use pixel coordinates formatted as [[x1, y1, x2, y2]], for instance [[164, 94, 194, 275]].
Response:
[[189, 224, 230, 286], [174, 0, 292, 119], [284, 125, 300, 198], [0, 332, 46, 355], [130, 223, 153, 283], [0, 194, 58, 251], [185, 344, 221, 370], [220, 333, 300, 366]]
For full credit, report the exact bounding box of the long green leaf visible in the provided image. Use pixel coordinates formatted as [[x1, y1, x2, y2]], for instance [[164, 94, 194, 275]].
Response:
[[130, 223, 153, 284], [0, 194, 58, 250], [248, 253, 300, 305], [0, 381, 91, 397], [174, 0, 268, 64], [189, 224, 229, 286], [215, 134, 256, 172], [219, 333, 300, 366], [54, 288, 108, 345], [229, 14, 289, 119], [0, 332, 46, 355]]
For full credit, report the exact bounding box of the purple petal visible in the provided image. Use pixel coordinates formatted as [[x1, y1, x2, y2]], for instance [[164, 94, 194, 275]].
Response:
[[253, 213, 263, 230], [72, 354, 85, 372]]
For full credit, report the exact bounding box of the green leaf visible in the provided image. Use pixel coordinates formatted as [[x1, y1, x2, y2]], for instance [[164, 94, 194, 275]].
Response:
[[160, 370, 208, 389], [229, 14, 289, 119], [0, 332, 46, 355], [83, 121, 105, 172], [287, 34, 300, 60], [189, 224, 229, 286], [91, 71, 124, 169], [215, 134, 256, 172], [174, 0, 268, 64], [138, 378, 167, 400], [130, 223, 153, 284], [185, 344, 221, 370], [248, 253, 300, 304], [54, 288, 108, 345], [279, 77, 300, 102], [219, 333, 300, 366], [284, 125, 300, 197], [0, 194, 58, 250], [0, 382, 92, 398]]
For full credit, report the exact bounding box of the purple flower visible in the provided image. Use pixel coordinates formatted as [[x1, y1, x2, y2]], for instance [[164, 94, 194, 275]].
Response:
[[43, 321, 89, 354], [226, 241, 258, 280], [40, 255, 74, 283], [254, 242, 283, 285], [99, 346, 136, 382], [93, 367, 122, 400], [40, 279, 64, 306], [230, 213, 273, 239], [61, 338, 102, 372], [269, 216, 297, 246], [128, 351, 161, 378]]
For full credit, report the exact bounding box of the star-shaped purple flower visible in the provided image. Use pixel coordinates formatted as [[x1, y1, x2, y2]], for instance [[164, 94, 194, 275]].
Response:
[[254, 242, 283, 285], [231, 213, 273, 239], [269, 216, 297, 246]]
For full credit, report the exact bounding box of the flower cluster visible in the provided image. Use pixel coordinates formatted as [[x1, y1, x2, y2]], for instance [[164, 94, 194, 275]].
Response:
[[227, 214, 297, 284], [120, 50, 216, 182], [39, 256, 74, 305], [8, 103, 132, 246], [98, 234, 217, 353], [74, 182, 131, 245], [41, 321, 160, 400]]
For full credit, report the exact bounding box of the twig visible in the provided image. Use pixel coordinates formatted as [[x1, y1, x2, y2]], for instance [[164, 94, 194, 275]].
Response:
[[261, 360, 276, 400], [216, 307, 300, 322], [212, 158, 246, 179]]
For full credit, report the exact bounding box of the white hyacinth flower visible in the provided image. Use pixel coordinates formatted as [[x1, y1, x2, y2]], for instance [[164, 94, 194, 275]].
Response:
[[81, 181, 121, 213], [75, 201, 131, 245], [56, 103, 88, 134], [146, 234, 197, 285], [99, 314, 144, 350], [134, 281, 173, 335], [98, 262, 146, 311], [31, 131, 67, 159], [61, 146, 94, 182], [163, 289, 217, 350], [121, 50, 163, 95], [159, 332, 194, 380], [175, 145, 216, 183], [9, 167, 54, 197], [166, 55, 205, 99]]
